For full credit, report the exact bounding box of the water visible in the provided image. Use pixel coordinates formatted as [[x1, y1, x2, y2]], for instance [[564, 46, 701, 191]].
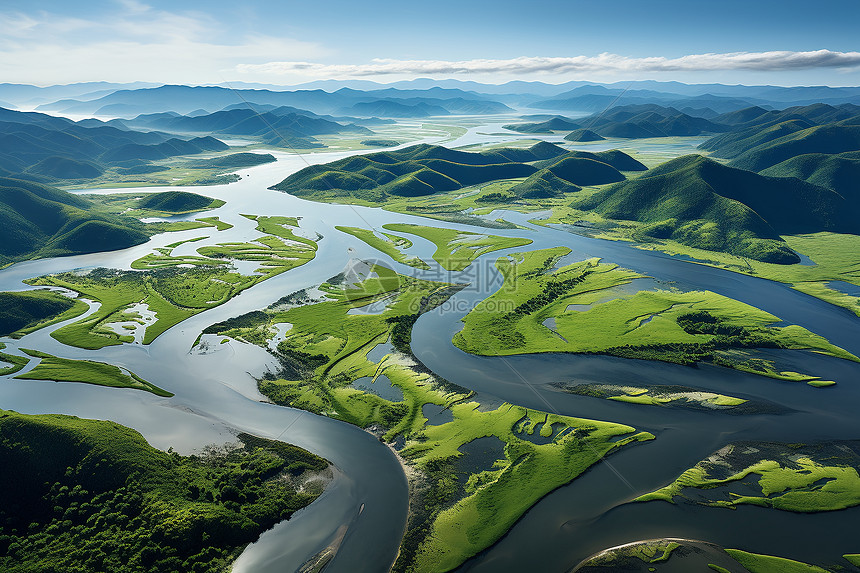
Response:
[[1, 125, 859, 572]]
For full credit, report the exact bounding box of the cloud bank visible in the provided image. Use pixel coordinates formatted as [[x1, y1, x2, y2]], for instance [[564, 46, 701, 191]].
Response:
[[237, 50, 860, 78]]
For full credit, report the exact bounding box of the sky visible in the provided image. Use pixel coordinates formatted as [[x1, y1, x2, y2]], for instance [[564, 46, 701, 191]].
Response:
[[2, 0, 860, 87]]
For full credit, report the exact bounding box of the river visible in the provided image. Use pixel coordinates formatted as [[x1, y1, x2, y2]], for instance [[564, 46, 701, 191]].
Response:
[[1, 122, 857, 572]]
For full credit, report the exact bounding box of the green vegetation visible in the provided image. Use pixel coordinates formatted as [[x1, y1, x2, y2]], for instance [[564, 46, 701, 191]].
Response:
[[845, 555, 860, 566], [85, 191, 224, 218], [0, 343, 29, 376], [761, 152, 860, 206], [565, 128, 605, 142], [0, 290, 88, 337], [27, 215, 317, 349], [503, 117, 581, 133], [574, 155, 854, 263], [270, 142, 567, 203], [636, 441, 860, 513], [204, 267, 653, 573], [335, 226, 430, 269], [382, 223, 532, 271], [360, 139, 400, 147], [553, 383, 776, 414], [453, 247, 857, 383], [724, 549, 830, 573], [0, 409, 327, 573], [14, 349, 172, 396], [726, 124, 860, 172], [0, 177, 151, 265]]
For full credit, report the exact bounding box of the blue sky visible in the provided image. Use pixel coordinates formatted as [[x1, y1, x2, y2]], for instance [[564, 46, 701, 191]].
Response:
[[2, 0, 859, 86]]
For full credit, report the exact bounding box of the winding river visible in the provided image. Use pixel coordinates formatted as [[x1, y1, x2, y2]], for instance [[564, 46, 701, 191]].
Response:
[[1, 121, 858, 572]]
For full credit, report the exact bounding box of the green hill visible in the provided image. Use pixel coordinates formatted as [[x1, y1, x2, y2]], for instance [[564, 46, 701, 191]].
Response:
[[271, 142, 567, 202], [0, 409, 327, 573], [0, 177, 149, 264], [190, 152, 276, 169], [0, 291, 81, 337], [564, 128, 605, 142], [506, 155, 627, 199], [575, 155, 852, 263], [761, 153, 860, 207], [503, 117, 581, 133], [699, 119, 814, 159], [556, 149, 648, 171], [25, 156, 104, 179], [729, 124, 860, 171], [137, 191, 221, 213]]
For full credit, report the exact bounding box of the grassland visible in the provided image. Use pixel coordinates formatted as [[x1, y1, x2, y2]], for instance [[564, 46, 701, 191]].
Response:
[[0, 409, 327, 573], [335, 226, 431, 269], [724, 550, 830, 573], [204, 268, 653, 573], [453, 247, 857, 384], [27, 215, 317, 349], [636, 441, 860, 513], [0, 290, 88, 338], [382, 223, 533, 271], [14, 349, 172, 396]]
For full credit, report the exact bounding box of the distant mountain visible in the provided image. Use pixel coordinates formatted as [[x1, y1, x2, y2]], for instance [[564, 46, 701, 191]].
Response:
[[0, 177, 149, 264], [271, 142, 567, 202], [0, 82, 161, 107], [118, 107, 369, 147], [575, 155, 853, 263], [100, 136, 228, 163], [503, 117, 581, 133], [341, 100, 449, 118], [0, 107, 171, 179], [569, 104, 729, 139], [36, 85, 513, 118]]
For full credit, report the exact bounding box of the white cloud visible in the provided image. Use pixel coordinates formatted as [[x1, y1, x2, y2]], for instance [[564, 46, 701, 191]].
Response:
[[236, 50, 860, 78], [0, 4, 328, 85]]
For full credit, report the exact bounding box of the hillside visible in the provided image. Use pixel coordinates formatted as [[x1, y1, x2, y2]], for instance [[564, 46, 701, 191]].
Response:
[[575, 155, 853, 263], [137, 191, 222, 213], [0, 177, 150, 264], [342, 100, 449, 118], [575, 104, 729, 138], [120, 107, 369, 147], [727, 124, 860, 172], [553, 149, 648, 171], [99, 136, 228, 163], [503, 117, 581, 133], [271, 142, 567, 202], [565, 128, 605, 142], [761, 152, 860, 206], [0, 291, 80, 337], [0, 409, 327, 573]]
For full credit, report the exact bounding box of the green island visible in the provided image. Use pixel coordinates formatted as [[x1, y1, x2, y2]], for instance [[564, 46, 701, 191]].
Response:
[[202, 265, 654, 573], [335, 225, 431, 269], [0, 289, 89, 338], [553, 383, 788, 415], [0, 409, 328, 573], [13, 349, 172, 396], [636, 441, 860, 513], [453, 247, 857, 384], [572, 538, 837, 572], [381, 223, 533, 271], [26, 215, 318, 349]]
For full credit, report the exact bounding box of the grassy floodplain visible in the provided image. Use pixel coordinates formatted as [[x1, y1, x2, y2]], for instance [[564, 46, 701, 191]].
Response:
[[453, 247, 857, 385], [14, 349, 172, 396], [0, 343, 30, 376], [335, 226, 431, 270], [85, 191, 225, 218], [636, 441, 860, 513], [0, 409, 327, 573], [382, 223, 533, 271], [204, 267, 653, 573], [28, 215, 317, 349]]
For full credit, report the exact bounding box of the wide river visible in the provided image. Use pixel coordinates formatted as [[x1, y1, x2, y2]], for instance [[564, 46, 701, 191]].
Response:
[[1, 120, 858, 572]]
